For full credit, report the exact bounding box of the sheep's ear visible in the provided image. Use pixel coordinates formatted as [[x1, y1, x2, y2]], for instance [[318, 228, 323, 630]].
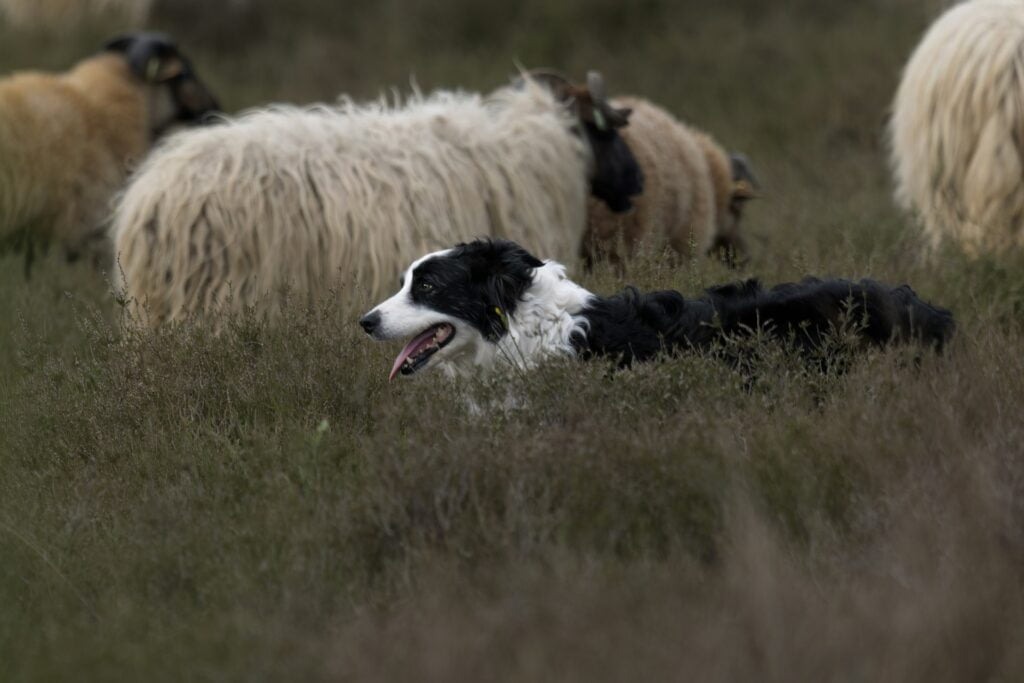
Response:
[[733, 180, 757, 201], [143, 55, 184, 83], [730, 153, 760, 200], [106, 32, 185, 83], [610, 106, 632, 127]]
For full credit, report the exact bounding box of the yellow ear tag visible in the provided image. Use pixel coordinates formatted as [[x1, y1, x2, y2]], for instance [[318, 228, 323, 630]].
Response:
[[494, 306, 508, 330], [146, 56, 161, 82], [592, 108, 607, 131]]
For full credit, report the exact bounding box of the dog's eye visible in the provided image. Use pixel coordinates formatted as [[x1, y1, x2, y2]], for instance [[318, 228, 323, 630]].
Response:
[[417, 281, 434, 293]]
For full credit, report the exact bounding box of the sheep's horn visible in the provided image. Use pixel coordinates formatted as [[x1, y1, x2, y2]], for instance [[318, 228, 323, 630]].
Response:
[[528, 68, 572, 87], [587, 70, 631, 129], [586, 71, 607, 103], [520, 69, 575, 101]]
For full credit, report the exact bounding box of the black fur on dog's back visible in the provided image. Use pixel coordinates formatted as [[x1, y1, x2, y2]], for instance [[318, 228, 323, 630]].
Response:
[[574, 277, 955, 365]]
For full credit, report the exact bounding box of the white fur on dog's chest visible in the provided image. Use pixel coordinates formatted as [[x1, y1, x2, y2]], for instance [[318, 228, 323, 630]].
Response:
[[498, 262, 593, 366]]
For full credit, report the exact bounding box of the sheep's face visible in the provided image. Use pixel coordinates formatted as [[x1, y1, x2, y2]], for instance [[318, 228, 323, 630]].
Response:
[[519, 69, 644, 213], [104, 32, 222, 137], [710, 153, 759, 264], [584, 121, 643, 213]]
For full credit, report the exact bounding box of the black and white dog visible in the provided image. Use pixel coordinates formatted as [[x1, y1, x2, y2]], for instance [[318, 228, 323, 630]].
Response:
[[359, 239, 955, 380]]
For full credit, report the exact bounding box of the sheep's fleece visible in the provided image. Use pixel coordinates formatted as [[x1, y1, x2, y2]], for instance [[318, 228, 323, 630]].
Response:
[[0, 54, 150, 252], [582, 96, 717, 264], [111, 84, 590, 325], [890, 0, 1024, 255]]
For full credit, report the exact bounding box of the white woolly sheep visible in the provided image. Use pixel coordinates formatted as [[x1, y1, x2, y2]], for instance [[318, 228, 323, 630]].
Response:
[[0, 0, 151, 30], [582, 95, 757, 267], [890, 0, 1024, 256], [110, 72, 643, 327], [0, 32, 220, 273]]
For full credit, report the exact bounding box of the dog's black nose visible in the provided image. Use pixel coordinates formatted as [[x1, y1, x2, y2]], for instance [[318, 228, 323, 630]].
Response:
[[359, 311, 381, 335]]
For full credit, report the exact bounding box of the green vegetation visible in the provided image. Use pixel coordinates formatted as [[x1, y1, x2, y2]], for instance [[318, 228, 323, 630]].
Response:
[[3, 1, 1024, 680]]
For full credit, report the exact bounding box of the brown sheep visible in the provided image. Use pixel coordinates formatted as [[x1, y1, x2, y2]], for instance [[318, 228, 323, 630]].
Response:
[[0, 32, 219, 274]]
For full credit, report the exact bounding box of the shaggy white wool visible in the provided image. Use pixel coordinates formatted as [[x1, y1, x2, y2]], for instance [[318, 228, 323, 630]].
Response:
[[112, 83, 591, 326], [890, 0, 1024, 255]]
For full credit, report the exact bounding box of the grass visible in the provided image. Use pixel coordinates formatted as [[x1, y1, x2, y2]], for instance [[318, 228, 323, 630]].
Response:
[[3, 0, 1024, 680]]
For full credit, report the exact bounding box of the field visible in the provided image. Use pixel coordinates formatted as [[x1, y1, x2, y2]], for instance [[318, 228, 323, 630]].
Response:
[[3, 0, 1024, 680]]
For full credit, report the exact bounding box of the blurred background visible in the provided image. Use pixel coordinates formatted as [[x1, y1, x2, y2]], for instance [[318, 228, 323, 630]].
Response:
[[12, 3, 1024, 682], [0, 0, 959, 272], [0, 0, 962, 324], [0, 0, 969, 367]]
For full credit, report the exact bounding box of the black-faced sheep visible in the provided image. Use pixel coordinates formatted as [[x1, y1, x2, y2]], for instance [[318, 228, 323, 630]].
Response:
[[110, 71, 643, 327], [580, 94, 757, 268], [890, 0, 1024, 256], [0, 32, 220, 272]]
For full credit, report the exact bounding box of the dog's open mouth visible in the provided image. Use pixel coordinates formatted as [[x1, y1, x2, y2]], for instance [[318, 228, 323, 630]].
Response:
[[389, 323, 456, 381]]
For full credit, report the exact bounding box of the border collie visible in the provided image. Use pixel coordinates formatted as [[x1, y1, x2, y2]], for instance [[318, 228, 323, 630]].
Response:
[[359, 239, 955, 380]]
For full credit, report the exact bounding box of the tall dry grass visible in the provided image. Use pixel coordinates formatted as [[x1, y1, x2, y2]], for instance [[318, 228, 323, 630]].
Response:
[[2, 0, 1023, 680]]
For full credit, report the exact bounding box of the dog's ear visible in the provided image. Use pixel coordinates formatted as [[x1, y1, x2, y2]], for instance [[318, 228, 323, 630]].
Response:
[[481, 241, 543, 340], [483, 275, 517, 341]]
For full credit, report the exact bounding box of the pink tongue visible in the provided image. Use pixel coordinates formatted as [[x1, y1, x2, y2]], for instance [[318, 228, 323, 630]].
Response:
[[389, 327, 439, 382]]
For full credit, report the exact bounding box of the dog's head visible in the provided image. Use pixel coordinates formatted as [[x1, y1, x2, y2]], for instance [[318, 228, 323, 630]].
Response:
[[360, 240, 544, 380]]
